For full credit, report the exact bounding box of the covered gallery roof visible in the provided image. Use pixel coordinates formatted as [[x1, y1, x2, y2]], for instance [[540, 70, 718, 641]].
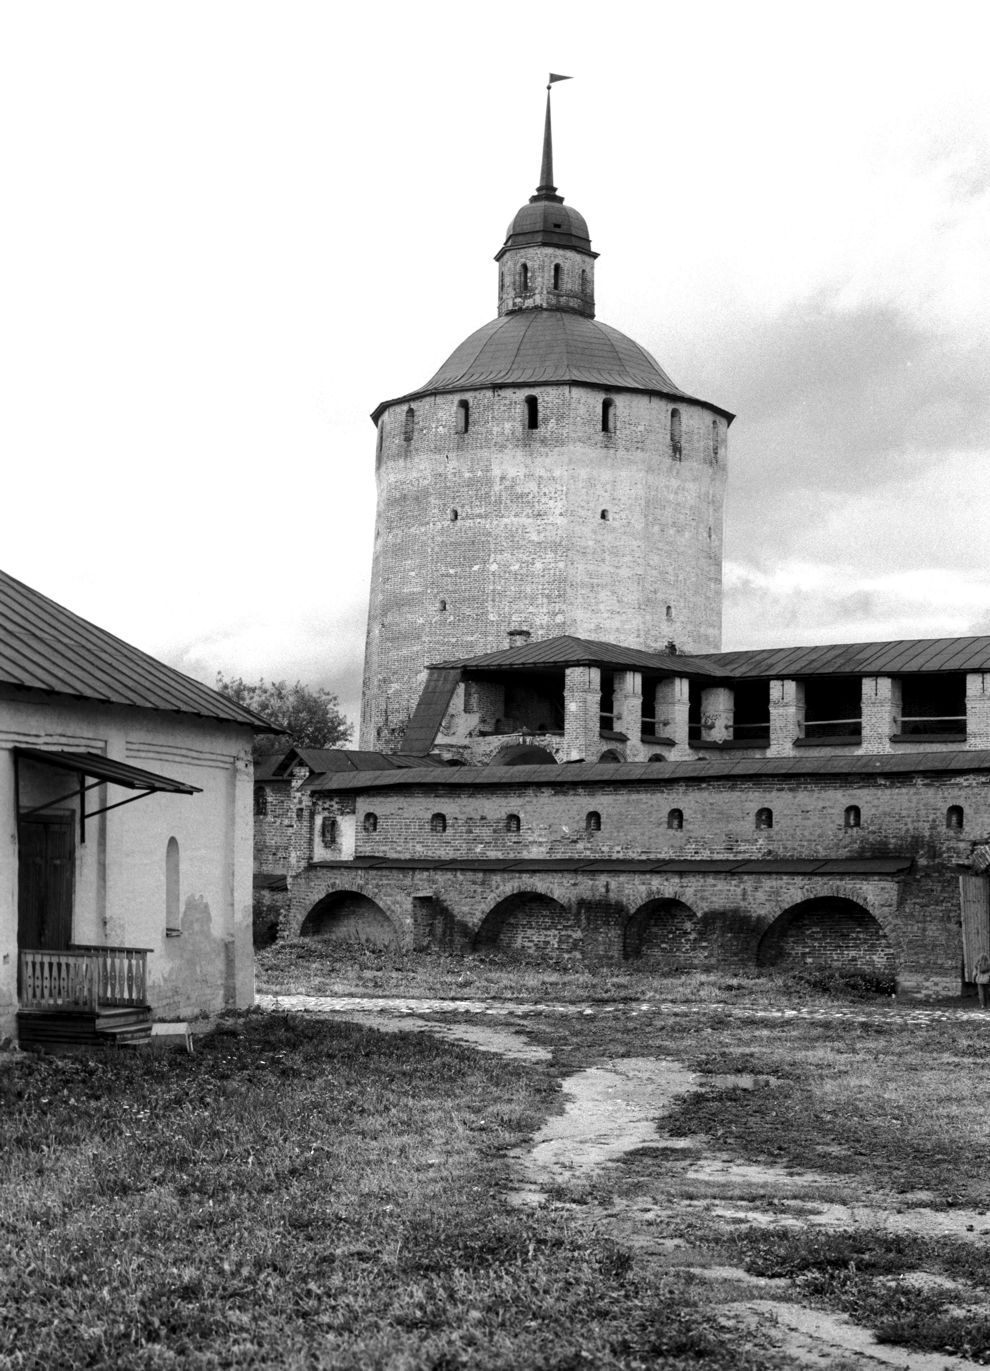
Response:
[[313, 749, 990, 793], [312, 856, 912, 877], [0, 569, 275, 730], [699, 637, 990, 679], [430, 633, 990, 683], [430, 635, 716, 678]]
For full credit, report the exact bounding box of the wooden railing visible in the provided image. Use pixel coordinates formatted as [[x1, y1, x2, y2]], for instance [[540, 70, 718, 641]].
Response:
[[19, 946, 150, 1011]]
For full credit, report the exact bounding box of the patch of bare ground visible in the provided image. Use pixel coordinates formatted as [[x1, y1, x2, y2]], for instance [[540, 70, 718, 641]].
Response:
[[320, 995, 990, 1368]]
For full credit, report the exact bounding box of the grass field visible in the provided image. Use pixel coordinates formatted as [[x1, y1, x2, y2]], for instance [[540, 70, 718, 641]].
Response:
[[5, 946, 990, 1368]]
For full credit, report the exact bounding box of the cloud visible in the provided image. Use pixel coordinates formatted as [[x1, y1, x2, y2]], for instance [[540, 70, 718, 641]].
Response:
[[712, 294, 990, 580], [723, 560, 990, 651]]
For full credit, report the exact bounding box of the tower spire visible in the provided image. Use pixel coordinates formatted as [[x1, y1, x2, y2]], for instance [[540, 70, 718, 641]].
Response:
[[535, 74, 571, 202], [537, 89, 555, 196]]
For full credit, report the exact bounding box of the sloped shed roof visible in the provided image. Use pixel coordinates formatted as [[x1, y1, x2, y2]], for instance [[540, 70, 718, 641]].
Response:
[[317, 750, 990, 792], [0, 568, 274, 730], [430, 635, 715, 678], [696, 637, 990, 679]]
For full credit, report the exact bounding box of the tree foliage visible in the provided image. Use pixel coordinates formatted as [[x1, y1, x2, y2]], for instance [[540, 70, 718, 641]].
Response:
[[216, 673, 352, 757]]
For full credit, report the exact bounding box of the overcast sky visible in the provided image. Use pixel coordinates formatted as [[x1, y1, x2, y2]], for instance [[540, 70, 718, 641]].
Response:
[[2, 1, 988, 734]]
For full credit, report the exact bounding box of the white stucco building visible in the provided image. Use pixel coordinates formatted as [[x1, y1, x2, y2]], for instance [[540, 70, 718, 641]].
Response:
[[1, 569, 272, 1046]]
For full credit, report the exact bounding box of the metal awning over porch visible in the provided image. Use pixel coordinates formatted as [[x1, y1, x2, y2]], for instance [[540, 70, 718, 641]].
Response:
[[14, 747, 201, 842]]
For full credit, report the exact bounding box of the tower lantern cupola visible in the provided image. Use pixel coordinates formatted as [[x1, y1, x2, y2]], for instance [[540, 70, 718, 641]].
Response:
[[495, 85, 597, 318]]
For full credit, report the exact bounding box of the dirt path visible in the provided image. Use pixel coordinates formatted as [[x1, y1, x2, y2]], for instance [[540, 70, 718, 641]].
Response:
[[258, 993, 990, 1368], [256, 991, 990, 1026]]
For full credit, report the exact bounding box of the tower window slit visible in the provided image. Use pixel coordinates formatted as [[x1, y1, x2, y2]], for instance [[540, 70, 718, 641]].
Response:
[[520, 263, 529, 292], [712, 418, 720, 460], [602, 397, 616, 433], [600, 509, 609, 521], [403, 406, 415, 443], [553, 263, 561, 290], [670, 408, 682, 460], [456, 399, 470, 434], [525, 395, 539, 430]]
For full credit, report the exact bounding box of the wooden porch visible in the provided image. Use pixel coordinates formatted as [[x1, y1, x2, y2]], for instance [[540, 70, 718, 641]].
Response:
[[17, 945, 153, 1049]]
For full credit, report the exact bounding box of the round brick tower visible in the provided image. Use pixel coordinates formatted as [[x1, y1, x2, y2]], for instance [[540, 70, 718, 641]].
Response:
[[360, 91, 733, 750]]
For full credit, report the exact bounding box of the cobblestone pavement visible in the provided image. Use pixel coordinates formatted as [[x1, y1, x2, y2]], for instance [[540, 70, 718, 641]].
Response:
[[255, 991, 990, 1025]]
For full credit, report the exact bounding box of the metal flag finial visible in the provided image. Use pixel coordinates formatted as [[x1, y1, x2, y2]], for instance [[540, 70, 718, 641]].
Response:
[[538, 76, 572, 195]]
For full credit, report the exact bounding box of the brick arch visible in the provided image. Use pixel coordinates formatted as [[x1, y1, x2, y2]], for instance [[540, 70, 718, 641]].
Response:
[[473, 890, 580, 958], [299, 890, 399, 947], [624, 897, 710, 968], [757, 896, 896, 979], [758, 881, 899, 947]]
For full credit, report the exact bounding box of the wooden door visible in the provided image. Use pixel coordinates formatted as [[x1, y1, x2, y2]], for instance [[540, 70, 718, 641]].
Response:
[[960, 873, 990, 981], [17, 817, 74, 950]]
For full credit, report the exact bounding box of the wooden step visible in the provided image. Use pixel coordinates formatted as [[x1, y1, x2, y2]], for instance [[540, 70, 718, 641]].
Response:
[[17, 1005, 152, 1051]]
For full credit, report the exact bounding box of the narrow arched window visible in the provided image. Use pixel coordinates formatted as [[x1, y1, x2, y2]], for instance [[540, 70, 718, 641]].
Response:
[[665, 605, 673, 621], [525, 395, 539, 430], [376, 421, 384, 459], [456, 399, 470, 434], [670, 408, 682, 460], [321, 815, 337, 846], [506, 813, 521, 833], [165, 837, 180, 932], [450, 508, 458, 522], [363, 812, 378, 834], [553, 263, 561, 290], [844, 805, 861, 829], [253, 785, 268, 817], [755, 807, 773, 830], [947, 805, 964, 831], [403, 406, 415, 443], [520, 263, 529, 291], [667, 808, 683, 831], [602, 397, 616, 434], [439, 599, 447, 612], [712, 419, 720, 461], [581, 268, 587, 292], [585, 811, 601, 832], [430, 812, 447, 834], [600, 509, 609, 521]]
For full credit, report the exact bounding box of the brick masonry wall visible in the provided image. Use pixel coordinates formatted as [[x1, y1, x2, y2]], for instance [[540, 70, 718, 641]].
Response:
[[281, 768, 988, 995], [253, 773, 314, 877], [361, 384, 727, 748], [497, 244, 595, 317], [253, 782, 296, 872], [343, 772, 987, 866], [285, 864, 959, 992]]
